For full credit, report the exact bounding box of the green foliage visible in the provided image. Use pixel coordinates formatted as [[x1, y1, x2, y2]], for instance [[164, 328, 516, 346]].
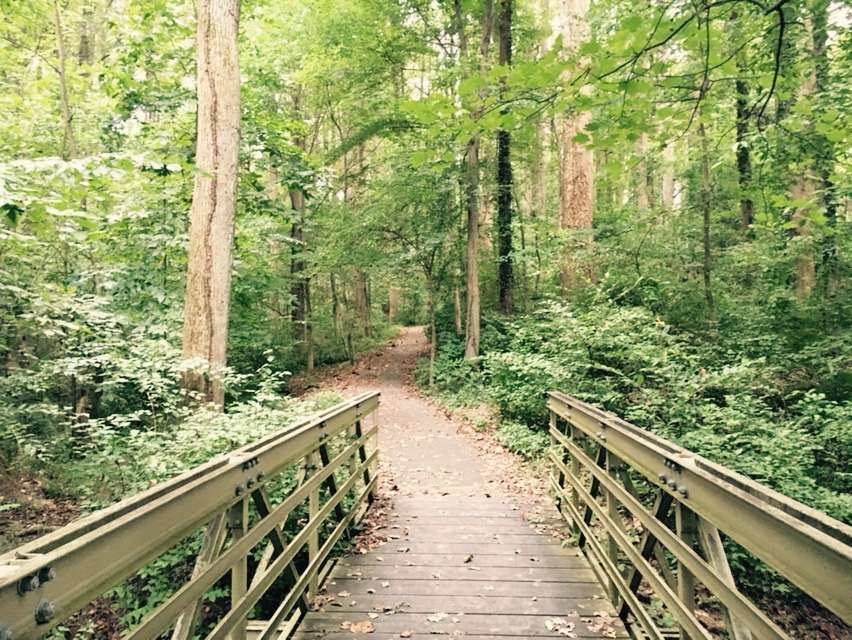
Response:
[[430, 300, 852, 526], [496, 421, 550, 459]]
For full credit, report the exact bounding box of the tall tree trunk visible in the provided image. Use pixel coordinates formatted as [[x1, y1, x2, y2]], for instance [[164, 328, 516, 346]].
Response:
[[428, 281, 437, 387], [290, 187, 313, 371], [555, 0, 594, 292], [734, 74, 754, 230], [289, 89, 313, 371], [730, 12, 754, 231], [811, 0, 838, 296], [78, 0, 95, 65], [496, 0, 514, 314], [698, 118, 716, 320], [463, 137, 482, 356], [791, 15, 819, 301], [53, 0, 76, 160], [457, 0, 493, 358], [181, 0, 241, 408]]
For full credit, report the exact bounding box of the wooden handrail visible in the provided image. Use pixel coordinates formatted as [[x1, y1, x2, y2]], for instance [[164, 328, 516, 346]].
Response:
[[547, 391, 852, 640], [0, 392, 380, 640]]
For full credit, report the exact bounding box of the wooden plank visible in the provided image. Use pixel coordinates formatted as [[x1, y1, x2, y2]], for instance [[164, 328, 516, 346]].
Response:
[[294, 634, 617, 640], [388, 514, 537, 524], [358, 541, 576, 555], [338, 553, 585, 568], [367, 531, 556, 544], [374, 523, 548, 534], [324, 578, 606, 598], [329, 565, 597, 582], [297, 612, 628, 637], [308, 594, 614, 616], [391, 499, 524, 512]]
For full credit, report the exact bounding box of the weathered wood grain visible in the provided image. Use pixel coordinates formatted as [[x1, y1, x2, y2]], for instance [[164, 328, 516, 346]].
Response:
[[283, 496, 624, 638]]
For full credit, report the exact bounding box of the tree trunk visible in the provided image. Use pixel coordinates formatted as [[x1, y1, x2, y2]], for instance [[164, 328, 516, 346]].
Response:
[[388, 286, 400, 323], [289, 187, 313, 371], [554, 0, 594, 292], [453, 286, 463, 336], [496, 0, 514, 314], [791, 15, 819, 300], [731, 12, 754, 231], [428, 283, 436, 388], [811, 0, 838, 296], [354, 268, 372, 337], [304, 274, 314, 371], [457, 0, 493, 359], [463, 136, 482, 357], [330, 274, 343, 338], [636, 134, 649, 210], [792, 177, 817, 300], [661, 142, 675, 209], [78, 0, 95, 65], [698, 119, 716, 320], [181, 0, 241, 408], [53, 0, 76, 160]]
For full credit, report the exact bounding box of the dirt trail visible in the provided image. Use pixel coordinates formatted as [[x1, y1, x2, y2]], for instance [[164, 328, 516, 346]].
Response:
[[300, 326, 542, 500]]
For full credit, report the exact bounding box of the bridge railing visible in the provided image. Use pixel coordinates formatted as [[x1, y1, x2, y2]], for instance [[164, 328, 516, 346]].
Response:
[[547, 391, 852, 640], [0, 391, 380, 640]]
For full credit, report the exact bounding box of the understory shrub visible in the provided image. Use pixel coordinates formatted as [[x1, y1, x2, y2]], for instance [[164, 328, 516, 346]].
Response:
[[428, 299, 852, 526], [496, 421, 550, 459]]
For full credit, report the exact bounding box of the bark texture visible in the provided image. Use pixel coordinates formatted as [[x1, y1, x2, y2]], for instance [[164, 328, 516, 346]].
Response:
[[496, 0, 514, 314], [388, 286, 400, 323], [53, 0, 76, 160], [731, 12, 754, 231], [661, 142, 676, 209], [698, 119, 716, 319], [181, 0, 241, 408], [554, 0, 594, 292], [458, 0, 493, 358]]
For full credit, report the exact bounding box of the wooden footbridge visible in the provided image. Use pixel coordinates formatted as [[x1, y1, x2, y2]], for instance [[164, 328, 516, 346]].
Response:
[[1, 391, 850, 639]]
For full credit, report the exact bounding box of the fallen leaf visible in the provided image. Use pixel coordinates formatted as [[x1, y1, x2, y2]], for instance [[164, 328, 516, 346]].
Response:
[[426, 612, 448, 623], [463, 554, 474, 564], [400, 632, 413, 638], [348, 620, 375, 633]]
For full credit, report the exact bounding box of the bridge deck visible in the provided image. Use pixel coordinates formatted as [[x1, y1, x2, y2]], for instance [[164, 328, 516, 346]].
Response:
[[293, 495, 625, 639]]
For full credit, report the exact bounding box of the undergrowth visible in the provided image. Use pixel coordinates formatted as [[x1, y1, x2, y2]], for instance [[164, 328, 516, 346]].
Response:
[[419, 296, 852, 605]]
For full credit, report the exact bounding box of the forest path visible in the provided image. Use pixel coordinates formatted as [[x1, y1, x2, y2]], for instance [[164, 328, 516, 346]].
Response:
[[289, 328, 624, 639], [309, 327, 493, 495]]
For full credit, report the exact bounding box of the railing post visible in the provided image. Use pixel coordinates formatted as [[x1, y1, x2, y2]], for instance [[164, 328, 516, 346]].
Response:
[[172, 512, 228, 640], [605, 450, 620, 604], [228, 497, 249, 640], [570, 427, 581, 513], [354, 418, 374, 504], [675, 503, 698, 640], [696, 519, 753, 640], [308, 451, 321, 600], [551, 411, 566, 513]]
